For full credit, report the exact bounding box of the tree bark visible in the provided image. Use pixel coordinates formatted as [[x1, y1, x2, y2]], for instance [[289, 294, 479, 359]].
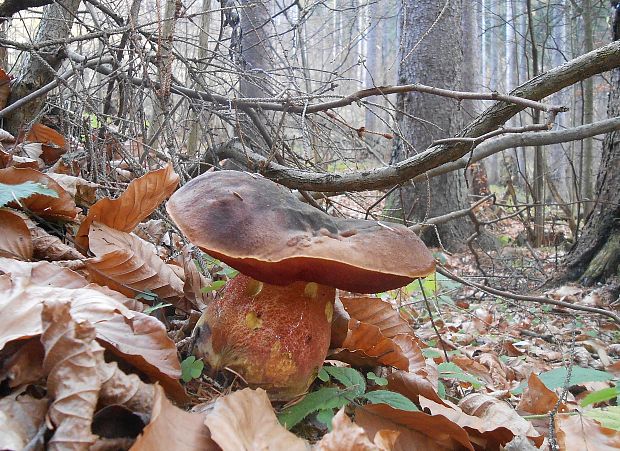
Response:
[[384, 0, 473, 251], [5, 0, 82, 133], [562, 14, 620, 285]]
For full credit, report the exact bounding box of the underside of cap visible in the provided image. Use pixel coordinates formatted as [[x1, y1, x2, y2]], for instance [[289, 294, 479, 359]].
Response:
[[166, 171, 435, 293]]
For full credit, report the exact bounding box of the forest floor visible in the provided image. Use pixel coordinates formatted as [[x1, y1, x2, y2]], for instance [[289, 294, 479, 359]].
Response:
[[0, 158, 619, 450]]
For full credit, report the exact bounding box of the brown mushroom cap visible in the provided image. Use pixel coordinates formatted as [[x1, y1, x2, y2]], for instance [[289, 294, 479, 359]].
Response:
[[166, 171, 435, 293]]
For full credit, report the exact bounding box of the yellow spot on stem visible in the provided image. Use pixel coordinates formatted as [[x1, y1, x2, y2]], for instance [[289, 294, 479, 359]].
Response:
[[325, 301, 333, 322], [245, 312, 263, 329], [304, 282, 319, 299]]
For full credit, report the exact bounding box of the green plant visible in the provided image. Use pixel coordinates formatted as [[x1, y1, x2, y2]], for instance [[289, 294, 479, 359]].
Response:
[[180, 356, 204, 383], [580, 384, 620, 407], [278, 366, 417, 430], [513, 367, 615, 394], [437, 362, 483, 389]]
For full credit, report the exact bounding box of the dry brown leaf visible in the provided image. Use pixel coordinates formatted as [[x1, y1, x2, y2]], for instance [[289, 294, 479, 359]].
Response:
[[98, 359, 154, 417], [0, 68, 10, 110], [181, 246, 211, 310], [75, 163, 179, 253], [317, 408, 399, 450], [340, 296, 412, 338], [48, 173, 98, 207], [517, 373, 566, 415], [0, 390, 48, 451], [458, 393, 543, 447], [0, 208, 33, 260], [86, 222, 185, 303], [420, 396, 542, 450], [0, 338, 45, 388], [0, 128, 15, 142], [23, 123, 67, 164], [0, 258, 185, 403], [354, 403, 474, 451], [131, 385, 216, 451], [451, 355, 495, 386], [386, 334, 443, 405], [29, 223, 84, 261], [41, 301, 101, 450], [0, 167, 79, 221], [555, 414, 620, 451], [332, 319, 409, 370], [204, 388, 309, 451], [476, 353, 511, 389]]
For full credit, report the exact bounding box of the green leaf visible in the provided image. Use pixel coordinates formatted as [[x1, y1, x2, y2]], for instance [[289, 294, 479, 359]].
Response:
[[438, 362, 483, 388], [143, 302, 172, 314], [437, 380, 446, 399], [201, 280, 226, 293], [318, 367, 330, 382], [135, 291, 158, 302], [367, 372, 388, 386], [0, 181, 59, 208], [324, 366, 366, 397], [180, 356, 204, 383], [422, 348, 442, 359], [362, 390, 418, 411], [278, 387, 352, 429], [315, 408, 336, 430], [512, 367, 614, 395], [583, 406, 620, 431], [580, 385, 620, 407]]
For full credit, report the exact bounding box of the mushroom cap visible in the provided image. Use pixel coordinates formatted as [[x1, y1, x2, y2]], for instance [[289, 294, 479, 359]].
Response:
[[166, 171, 435, 293]]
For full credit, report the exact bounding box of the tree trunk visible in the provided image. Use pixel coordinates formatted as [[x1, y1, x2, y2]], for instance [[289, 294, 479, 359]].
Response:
[[5, 0, 82, 133], [384, 0, 473, 251], [562, 14, 620, 285]]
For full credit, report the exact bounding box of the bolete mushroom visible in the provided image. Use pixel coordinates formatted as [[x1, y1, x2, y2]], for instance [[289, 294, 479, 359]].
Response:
[[166, 170, 434, 399]]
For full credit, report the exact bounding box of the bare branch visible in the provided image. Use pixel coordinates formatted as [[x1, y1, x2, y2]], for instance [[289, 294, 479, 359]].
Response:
[[0, 0, 54, 19]]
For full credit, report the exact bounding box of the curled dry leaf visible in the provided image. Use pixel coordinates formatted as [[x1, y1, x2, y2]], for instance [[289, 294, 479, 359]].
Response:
[[354, 403, 474, 451], [0, 167, 79, 221], [420, 396, 543, 450], [340, 296, 412, 338], [0, 390, 48, 451], [458, 393, 543, 447], [0, 68, 10, 109], [181, 246, 211, 310], [23, 123, 67, 165], [131, 385, 216, 451], [0, 338, 45, 388], [0, 208, 33, 260], [87, 222, 185, 303], [204, 388, 309, 451], [75, 163, 179, 253], [555, 414, 620, 451], [48, 173, 98, 207], [517, 373, 566, 415], [332, 319, 409, 370], [28, 222, 84, 261], [0, 258, 185, 402], [386, 334, 443, 405], [41, 301, 101, 450], [98, 359, 154, 417], [317, 408, 399, 451], [451, 355, 495, 387]]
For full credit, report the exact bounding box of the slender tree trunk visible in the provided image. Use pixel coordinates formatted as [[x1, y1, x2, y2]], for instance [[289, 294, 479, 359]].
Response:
[[384, 0, 473, 251], [582, 0, 595, 214]]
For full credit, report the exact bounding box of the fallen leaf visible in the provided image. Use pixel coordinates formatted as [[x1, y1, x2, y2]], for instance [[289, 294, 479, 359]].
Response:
[[0, 167, 79, 221], [0, 338, 45, 388], [41, 301, 101, 450], [75, 163, 179, 253], [556, 413, 620, 450], [517, 373, 566, 415], [48, 173, 98, 207], [28, 222, 84, 261], [23, 123, 67, 164], [458, 393, 543, 447], [340, 296, 412, 338], [0, 208, 33, 260], [98, 359, 154, 417], [354, 403, 474, 450], [332, 319, 409, 370], [181, 246, 211, 310], [131, 385, 216, 451], [0, 390, 48, 451], [204, 388, 308, 451], [0, 68, 10, 109], [317, 408, 399, 450], [0, 258, 185, 402], [86, 222, 185, 303]]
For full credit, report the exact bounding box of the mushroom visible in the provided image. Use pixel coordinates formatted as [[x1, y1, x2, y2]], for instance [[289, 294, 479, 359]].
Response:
[[166, 171, 434, 399]]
